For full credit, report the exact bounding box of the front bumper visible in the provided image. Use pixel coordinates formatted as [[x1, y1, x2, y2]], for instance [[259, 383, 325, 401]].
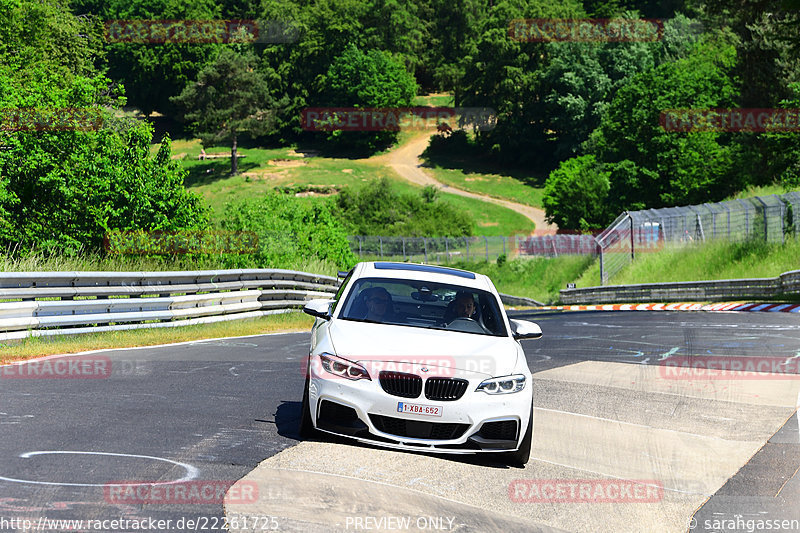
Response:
[[308, 368, 533, 454]]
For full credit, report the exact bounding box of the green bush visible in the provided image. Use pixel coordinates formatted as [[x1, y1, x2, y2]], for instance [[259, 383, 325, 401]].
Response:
[[221, 192, 356, 269], [334, 178, 473, 237]]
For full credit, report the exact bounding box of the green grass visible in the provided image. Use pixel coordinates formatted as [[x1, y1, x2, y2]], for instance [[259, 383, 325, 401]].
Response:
[[452, 256, 596, 304], [387, 179, 535, 236], [413, 94, 454, 107], [0, 250, 340, 277], [574, 238, 800, 288], [726, 182, 799, 200], [174, 136, 536, 236], [422, 165, 546, 208], [420, 134, 547, 208], [0, 313, 314, 362]]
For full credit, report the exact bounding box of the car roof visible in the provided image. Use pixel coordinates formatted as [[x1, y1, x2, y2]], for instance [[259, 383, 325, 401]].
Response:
[[354, 261, 495, 292]]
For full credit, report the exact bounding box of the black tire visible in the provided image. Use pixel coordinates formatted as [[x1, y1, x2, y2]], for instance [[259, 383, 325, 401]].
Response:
[[505, 407, 533, 467], [298, 374, 317, 438]]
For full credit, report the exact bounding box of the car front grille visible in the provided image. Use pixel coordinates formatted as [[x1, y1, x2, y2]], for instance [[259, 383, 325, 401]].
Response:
[[369, 414, 469, 440], [379, 371, 422, 398], [424, 377, 468, 401]]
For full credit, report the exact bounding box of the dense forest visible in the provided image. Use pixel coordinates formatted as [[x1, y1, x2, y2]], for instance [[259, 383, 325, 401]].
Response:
[[1, 0, 799, 263]]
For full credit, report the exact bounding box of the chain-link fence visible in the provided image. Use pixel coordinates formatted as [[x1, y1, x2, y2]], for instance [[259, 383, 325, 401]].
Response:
[[516, 233, 598, 257], [347, 236, 512, 263], [598, 193, 798, 284], [348, 233, 599, 263], [347, 193, 800, 282]]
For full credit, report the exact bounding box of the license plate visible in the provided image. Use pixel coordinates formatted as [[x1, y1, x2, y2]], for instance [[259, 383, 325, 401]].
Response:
[[397, 402, 442, 417]]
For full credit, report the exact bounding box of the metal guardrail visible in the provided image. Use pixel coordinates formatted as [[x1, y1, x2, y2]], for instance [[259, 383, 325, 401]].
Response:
[[559, 270, 800, 304], [0, 269, 339, 341], [0, 268, 545, 340], [498, 293, 544, 307]]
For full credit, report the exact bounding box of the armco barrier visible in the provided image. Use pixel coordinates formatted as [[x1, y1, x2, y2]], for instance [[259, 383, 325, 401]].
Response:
[[0, 269, 339, 341], [559, 269, 800, 304]]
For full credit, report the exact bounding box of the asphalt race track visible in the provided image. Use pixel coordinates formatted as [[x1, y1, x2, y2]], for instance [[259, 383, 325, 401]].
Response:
[[1, 311, 799, 533]]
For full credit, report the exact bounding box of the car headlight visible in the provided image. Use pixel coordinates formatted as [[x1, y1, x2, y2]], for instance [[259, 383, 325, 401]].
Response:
[[476, 374, 526, 394], [319, 353, 371, 381]]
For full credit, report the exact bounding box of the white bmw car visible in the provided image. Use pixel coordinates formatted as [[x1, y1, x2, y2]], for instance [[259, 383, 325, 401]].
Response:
[[299, 261, 542, 465]]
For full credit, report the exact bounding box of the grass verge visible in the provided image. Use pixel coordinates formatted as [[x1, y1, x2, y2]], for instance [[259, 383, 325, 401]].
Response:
[[575, 238, 800, 288], [0, 251, 339, 277], [451, 256, 595, 304], [0, 312, 314, 363]]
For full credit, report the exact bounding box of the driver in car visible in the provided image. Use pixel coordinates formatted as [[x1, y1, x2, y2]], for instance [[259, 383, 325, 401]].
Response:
[[450, 291, 477, 320], [364, 287, 394, 322]]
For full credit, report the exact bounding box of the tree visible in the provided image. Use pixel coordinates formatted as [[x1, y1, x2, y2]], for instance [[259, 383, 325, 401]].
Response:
[[542, 155, 611, 229], [319, 43, 417, 154], [0, 0, 207, 253], [172, 48, 285, 174], [71, 0, 224, 116], [585, 34, 741, 210]]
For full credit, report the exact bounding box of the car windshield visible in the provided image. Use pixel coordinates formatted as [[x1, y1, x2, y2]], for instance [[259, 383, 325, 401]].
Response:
[[338, 277, 507, 337]]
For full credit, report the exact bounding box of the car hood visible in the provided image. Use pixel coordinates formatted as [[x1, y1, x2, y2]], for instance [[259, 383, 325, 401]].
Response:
[[327, 319, 521, 378]]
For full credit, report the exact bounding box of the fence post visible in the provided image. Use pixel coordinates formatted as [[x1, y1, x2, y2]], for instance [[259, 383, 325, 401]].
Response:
[[484, 236, 489, 261], [502, 236, 506, 257], [780, 196, 786, 243], [630, 213, 635, 261], [753, 196, 771, 243], [379, 237, 383, 258], [737, 199, 751, 237], [423, 237, 428, 263], [359, 236, 363, 257], [402, 237, 406, 261], [445, 237, 449, 263], [466, 238, 470, 261], [597, 238, 605, 286]]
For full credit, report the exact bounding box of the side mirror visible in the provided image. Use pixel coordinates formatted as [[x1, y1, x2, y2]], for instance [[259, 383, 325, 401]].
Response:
[[510, 319, 542, 340], [303, 299, 334, 320]]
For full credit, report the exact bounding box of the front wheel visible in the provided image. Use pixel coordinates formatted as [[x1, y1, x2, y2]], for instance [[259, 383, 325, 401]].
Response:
[[298, 375, 317, 438], [505, 407, 533, 467]]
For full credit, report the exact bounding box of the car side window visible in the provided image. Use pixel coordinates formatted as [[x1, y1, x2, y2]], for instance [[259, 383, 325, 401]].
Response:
[[331, 271, 353, 315]]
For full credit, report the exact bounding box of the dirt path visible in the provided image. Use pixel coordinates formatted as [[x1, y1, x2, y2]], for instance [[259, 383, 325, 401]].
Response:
[[372, 133, 557, 233]]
